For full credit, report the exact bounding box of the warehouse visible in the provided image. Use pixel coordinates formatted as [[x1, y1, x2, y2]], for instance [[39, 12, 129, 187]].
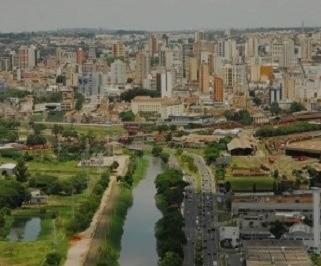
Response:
[[243, 240, 311, 266]]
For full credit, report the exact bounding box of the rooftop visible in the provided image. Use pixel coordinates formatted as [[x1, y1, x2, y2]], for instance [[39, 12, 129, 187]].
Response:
[[286, 138, 321, 153], [0, 163, 16, 170], [244, 240, 311, 266]]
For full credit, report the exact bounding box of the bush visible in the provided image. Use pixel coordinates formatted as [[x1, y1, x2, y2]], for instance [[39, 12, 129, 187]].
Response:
[[26, 134, 47, 145], [68, 171, 110, 234], [44, 252, 61, 266], [152, 146, 163, 157], [0, 149, 23, 159], [224, 109, 253, 125], [119, 111, 135, 122]]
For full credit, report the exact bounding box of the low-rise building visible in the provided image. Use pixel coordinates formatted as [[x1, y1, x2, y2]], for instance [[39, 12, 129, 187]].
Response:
[[219, 226, 240, 248], [131, 96, 184, 120], [0, 163, 16, 176]]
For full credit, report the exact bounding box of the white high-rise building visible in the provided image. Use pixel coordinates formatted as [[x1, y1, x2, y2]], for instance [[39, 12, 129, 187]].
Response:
[[161, 70, 174, 98], [245, 36, 259, 58], [110, 59, 127, 84], [280, 38, 295, 68], [224, 39, 237, 62], [299, 35, 312, 62]]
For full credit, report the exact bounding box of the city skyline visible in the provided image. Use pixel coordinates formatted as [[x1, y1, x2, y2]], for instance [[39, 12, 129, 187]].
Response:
[[1, 0, 321, 32]]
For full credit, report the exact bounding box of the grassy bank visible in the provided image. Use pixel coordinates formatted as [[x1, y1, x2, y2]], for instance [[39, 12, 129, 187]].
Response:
[[97, 156, 149, 266]]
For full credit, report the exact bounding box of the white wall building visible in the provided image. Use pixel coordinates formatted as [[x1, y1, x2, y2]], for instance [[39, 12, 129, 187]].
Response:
[[110, 59, 127, 84]]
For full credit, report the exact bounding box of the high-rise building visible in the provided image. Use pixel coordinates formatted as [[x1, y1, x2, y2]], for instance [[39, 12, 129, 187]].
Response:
[[160, 48, 173, 69], [213, 76, 224, 103], [280, 38, 295, 68], [199, 63, 210, 93], [299, 35, 312, 62], [17, 45, 37, 70], [195, 31, 205, 43], [224, 39, 238, 62], [224, 63, 247, 91], [76, 48, 86, 65], [110, 59, 127, 84], [112, 41, 125, 58], [189, 57, 198, 82], [135, 51, 150, 86], [245, 36, 259, 58], [88, 45, 97, 61], [148, 33, 158, 56], [78, 72, 105, 99], [217, 40, 225, 58], [56, 47, 65, 64], [161, 70, 174, 98], [18, 46, 29, 69], [182, 43, 193, 78], [28, 45, 37, 69]]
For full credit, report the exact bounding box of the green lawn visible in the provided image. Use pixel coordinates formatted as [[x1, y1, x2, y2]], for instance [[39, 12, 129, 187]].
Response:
[[65, 124, 124, 139], [226, 176, 274, 192]]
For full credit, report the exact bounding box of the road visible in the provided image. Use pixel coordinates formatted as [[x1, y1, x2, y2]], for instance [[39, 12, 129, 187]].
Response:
[[183, 154, 220, 266]]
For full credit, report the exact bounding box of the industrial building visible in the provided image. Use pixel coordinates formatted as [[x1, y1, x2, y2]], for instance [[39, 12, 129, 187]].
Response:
[[243, 240, 311, 266]]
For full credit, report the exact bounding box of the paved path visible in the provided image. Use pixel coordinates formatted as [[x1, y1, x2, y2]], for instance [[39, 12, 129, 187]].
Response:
[[64, 177, 118, 266]]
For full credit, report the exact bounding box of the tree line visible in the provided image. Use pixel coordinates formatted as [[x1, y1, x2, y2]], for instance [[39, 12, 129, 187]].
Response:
[[255, 122, 321, 137], [154, 169, 188, 266]]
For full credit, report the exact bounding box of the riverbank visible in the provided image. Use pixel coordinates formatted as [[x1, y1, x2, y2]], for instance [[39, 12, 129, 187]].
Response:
[[96, 156, 149, 266], [64, 155, 130, 266]]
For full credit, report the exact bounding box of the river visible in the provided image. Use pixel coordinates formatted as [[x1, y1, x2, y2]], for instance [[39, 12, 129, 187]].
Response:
[[119, 156, 163, 266]]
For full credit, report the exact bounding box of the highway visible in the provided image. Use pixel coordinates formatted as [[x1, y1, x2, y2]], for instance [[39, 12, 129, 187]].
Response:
[[183, 154, 220, 266]]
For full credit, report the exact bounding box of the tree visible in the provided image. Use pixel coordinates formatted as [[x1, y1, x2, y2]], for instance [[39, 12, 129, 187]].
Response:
[[159, 252, 182, 266], [253, 96, 262, 106], [152, 146, 163, 157], [52, 124, 63, 138], [270, 102, 281, 115], [56, 75, 66, 85], [0, 180, 30, 208], [290, 102, 306, 113], [119, 111, 135, 122], [270, 220, 287, 239], [224, 109, 253, 126], [120, 87, 160, 102], [75, 92, 85, 111], [15, 159, 29, 182], [111, 161, 119, 170]]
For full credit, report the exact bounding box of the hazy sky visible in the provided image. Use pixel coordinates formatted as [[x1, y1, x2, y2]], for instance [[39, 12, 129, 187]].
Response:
[[0, 0, 321, 32]]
